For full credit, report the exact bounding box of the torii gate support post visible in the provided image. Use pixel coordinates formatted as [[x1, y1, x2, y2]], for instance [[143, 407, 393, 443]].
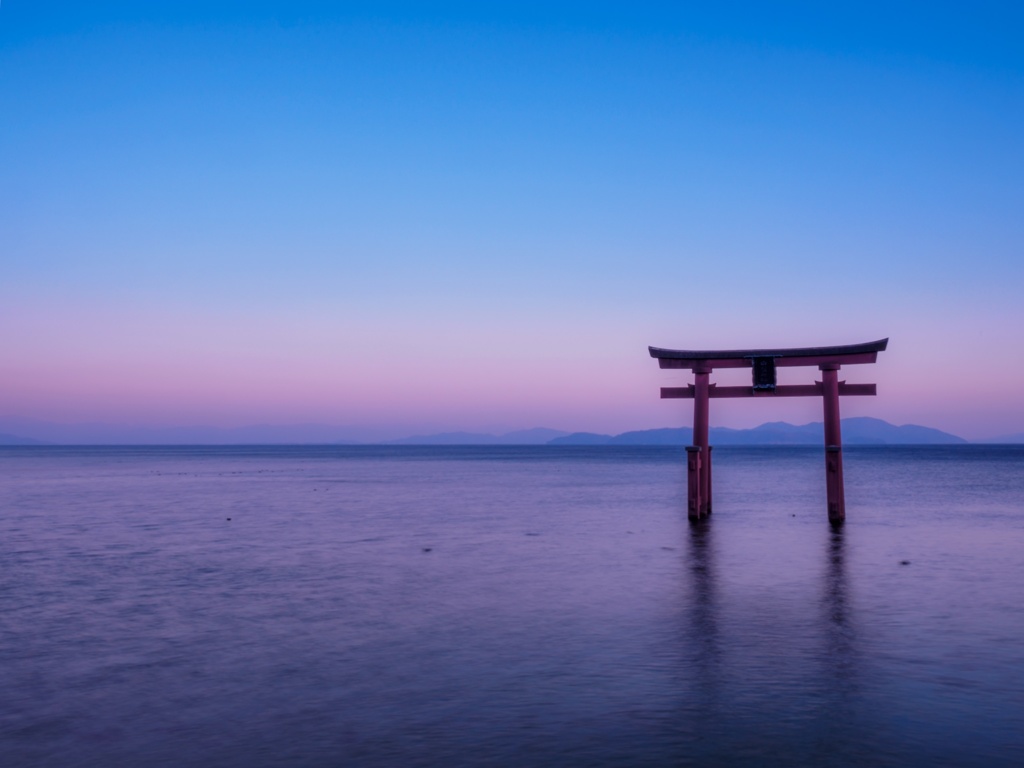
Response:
[[692, 365, 712, 519], [821, 365, 845, 525], [685, 447, 702, 518]]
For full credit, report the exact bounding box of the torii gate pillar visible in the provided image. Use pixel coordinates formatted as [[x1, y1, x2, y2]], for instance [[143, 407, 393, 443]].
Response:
[[821, 365, 845, 524], [649, 339, 887, 524], [691, 365, 712, 517]]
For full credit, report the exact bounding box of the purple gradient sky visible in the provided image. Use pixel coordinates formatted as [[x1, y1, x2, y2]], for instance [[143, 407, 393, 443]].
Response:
[[2, 3, 1023, 440]]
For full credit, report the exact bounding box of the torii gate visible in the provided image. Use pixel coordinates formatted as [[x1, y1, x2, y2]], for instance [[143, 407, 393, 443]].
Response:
[[649, 339, 888, 525]]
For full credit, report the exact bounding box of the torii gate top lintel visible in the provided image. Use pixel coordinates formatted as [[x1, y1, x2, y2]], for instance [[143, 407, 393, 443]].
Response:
[[649, 338, 889, 370]]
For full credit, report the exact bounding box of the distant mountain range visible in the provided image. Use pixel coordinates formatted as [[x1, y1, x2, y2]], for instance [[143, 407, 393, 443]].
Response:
[[0, 431, 46, 446], [548, 417, 966, 445], [0, 417, 987, 445], [385, 428, 568, 445], [0, 419, 374, 445]]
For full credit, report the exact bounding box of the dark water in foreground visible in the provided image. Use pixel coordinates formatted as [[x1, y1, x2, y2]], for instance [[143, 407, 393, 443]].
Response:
[[2, 445, 1024, 766]]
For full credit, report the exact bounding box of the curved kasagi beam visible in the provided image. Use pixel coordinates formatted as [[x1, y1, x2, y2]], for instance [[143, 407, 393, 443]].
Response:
[[648, 338, 888, 369]]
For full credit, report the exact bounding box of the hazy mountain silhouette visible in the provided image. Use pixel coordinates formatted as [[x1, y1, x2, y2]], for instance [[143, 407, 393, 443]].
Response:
[[0, 416, 972, 445], [386, 428, 569, 445], [0, 418, 569, 445], [0, 418, 374, 445], [550, 417, 966, 445], [0, 431, 46, 445]]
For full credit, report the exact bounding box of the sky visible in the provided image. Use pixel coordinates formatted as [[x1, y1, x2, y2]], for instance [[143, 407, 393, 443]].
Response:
[[2, 1, 1023, 440]]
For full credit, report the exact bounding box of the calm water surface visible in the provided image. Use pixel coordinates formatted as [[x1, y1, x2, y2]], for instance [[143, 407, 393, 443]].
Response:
[[2, 445, 1023, 766]]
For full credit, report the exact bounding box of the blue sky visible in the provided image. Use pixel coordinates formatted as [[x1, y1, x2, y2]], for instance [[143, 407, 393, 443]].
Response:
[[2, 2, 1023, 439]]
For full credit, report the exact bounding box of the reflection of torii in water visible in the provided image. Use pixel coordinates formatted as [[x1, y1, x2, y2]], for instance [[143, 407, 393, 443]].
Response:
[[649, 339, 888, 524]]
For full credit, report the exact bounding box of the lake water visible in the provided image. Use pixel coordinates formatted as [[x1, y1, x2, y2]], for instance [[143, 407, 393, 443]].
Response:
[[2, 445, 1024, 766]]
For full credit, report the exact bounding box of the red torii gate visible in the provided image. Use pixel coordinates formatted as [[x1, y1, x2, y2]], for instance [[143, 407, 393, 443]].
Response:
[[649, 339, 888, 525]]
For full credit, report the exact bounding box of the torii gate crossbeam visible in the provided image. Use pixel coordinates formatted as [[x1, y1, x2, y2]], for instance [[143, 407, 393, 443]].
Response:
[[649, 338, 888, 525]]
